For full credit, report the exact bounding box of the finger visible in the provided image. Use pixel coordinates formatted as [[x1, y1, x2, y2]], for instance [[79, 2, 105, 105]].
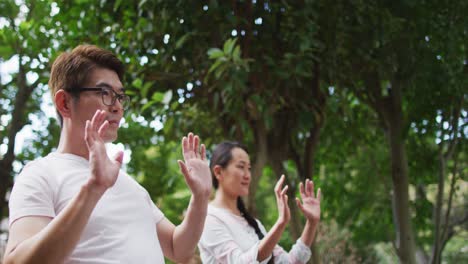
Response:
[[299, 182, 306, 200], [281, 185, 289, 196], [193, 135, 200, 158], [84, 120, 92, 147], [201, 144, 206, 160], [296, 197, 304, 212], [182, 136, 188, 155], [98, 110, 107, 128], [274, 175, 285, 193], [178, 160, 191, 181], [113, 151, 124, 166], [90, 110, 101, 131], [95, 110, 105, 132], [98, 120, 110, 138], [309, 180, 315, 198], [94, 110, 103, 128], [317, 188, 321, 201], [188, 133, 194, 151], [305, 179, 311, 196]]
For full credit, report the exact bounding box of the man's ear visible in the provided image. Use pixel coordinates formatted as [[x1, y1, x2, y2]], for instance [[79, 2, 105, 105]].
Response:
[[55, 90, 72, 118], [213, 165, 223, 182]]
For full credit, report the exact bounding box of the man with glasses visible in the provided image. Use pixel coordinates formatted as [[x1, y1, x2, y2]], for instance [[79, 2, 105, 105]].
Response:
[[4, 45, 212, 264]]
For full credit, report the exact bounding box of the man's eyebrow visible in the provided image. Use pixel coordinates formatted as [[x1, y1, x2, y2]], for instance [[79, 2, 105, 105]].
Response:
[[96, 82, 125, 92]]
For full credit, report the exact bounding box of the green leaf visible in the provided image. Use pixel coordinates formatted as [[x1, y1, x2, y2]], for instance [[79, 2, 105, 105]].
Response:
[[170, 101, 179, 110], [175, 34, 190, 49], [114, 0, 123, 11], [0, 0, 19, 19], [152, 92, 165, 103], [141, 101, 156, 113], [138, 0, 148, 9], [214, 64, 228, 79], [207, 48, 224, 59], [0, 45, 14, 59], [163, 116, 174, 134], [208, 59, 223, 74], [232, 46, 241, 63], [142, 81, 153, 95], [223, 38, 236, 55], [133, 78, 143, 89]]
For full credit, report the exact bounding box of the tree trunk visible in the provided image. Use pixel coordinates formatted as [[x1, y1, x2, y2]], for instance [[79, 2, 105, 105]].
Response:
[[247, 122, 268, 216], [0, 161, 13, 218], [431, 100, 461, 264], [385, 82, 416, 264], [0, 61, 34, 219], [430, 153, 445, 264], [388, 136, 416, 263]]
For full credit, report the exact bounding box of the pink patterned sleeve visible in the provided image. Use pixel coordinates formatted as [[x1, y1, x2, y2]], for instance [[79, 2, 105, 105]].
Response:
[[256, 221, 311, 264], [271, 239, 312, 264]]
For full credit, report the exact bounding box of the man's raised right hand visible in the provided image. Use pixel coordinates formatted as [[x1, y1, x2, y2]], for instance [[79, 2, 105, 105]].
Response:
[[84, 110, 123, 194]]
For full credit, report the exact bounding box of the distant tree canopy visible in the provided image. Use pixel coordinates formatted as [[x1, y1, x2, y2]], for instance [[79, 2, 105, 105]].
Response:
[[0, 1, 466, 263]]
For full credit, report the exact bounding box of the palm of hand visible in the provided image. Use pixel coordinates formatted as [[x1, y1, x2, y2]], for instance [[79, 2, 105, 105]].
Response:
[[85, 110, 123, 191], [185, 158, 211, 196], [88, 139, 120, 188], [277, 197, 291, 222], [296, 179, 321, 223], [300, 196, 320, 221], [275, 175, 291, 223], [179, 133, 212, 198]]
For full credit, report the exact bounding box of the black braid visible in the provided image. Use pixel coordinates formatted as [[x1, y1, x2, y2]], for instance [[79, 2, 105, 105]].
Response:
[[237, 197, 264, 239]]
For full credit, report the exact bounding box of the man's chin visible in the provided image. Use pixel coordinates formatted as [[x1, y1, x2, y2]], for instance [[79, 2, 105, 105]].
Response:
[[103, 132, 118, 143]]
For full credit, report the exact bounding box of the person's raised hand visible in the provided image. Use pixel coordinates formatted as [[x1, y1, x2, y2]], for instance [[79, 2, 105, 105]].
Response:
[[84, 110, 123, 194], [295, 179, 321, 223], [177, 133, 211, 199], [274, 175, 291, 225]]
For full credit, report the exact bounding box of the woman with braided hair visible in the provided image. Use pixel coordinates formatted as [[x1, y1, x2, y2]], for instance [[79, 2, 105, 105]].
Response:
[[198, 141, 321, 263]]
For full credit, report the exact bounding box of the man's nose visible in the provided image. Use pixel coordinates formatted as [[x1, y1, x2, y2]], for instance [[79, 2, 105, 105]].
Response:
[[110, 99, 123, 113]]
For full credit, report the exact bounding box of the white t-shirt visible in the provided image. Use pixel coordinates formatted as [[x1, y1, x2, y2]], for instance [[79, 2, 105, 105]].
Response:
[[198, 205, 311, 264], [9, 152, 166, 264]]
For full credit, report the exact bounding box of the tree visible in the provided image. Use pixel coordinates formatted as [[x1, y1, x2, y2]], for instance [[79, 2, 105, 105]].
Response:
[[0, 0, 55, 219], [328, 0, 467, 262]]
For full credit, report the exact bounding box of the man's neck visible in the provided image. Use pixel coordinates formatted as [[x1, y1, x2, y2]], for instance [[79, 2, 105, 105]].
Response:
[[56, 126, 89, 160]]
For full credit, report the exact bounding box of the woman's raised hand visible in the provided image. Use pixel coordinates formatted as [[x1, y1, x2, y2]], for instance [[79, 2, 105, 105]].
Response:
[[295, 179, 321, 223], [274, 175, 291, 225]]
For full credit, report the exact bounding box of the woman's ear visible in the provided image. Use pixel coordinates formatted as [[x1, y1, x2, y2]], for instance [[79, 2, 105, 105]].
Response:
[[55, 90, 72, 118], [213, 165, 223, 182]]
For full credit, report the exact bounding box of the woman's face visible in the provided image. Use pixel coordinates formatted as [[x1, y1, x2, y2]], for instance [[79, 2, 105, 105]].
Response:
[[217, 147, 251, 198]]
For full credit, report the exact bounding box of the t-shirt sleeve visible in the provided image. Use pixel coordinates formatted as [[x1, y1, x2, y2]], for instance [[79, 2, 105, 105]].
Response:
[[8, 162, 56, 226], [150, 202, 164, 224], [139, 185, 164, 224]]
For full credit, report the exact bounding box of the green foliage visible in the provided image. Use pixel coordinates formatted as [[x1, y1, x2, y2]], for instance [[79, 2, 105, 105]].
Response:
[[442, 230, 468, 263]]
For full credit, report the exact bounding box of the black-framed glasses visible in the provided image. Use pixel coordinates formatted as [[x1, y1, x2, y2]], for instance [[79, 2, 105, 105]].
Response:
[[77, 87, 130, 109]]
